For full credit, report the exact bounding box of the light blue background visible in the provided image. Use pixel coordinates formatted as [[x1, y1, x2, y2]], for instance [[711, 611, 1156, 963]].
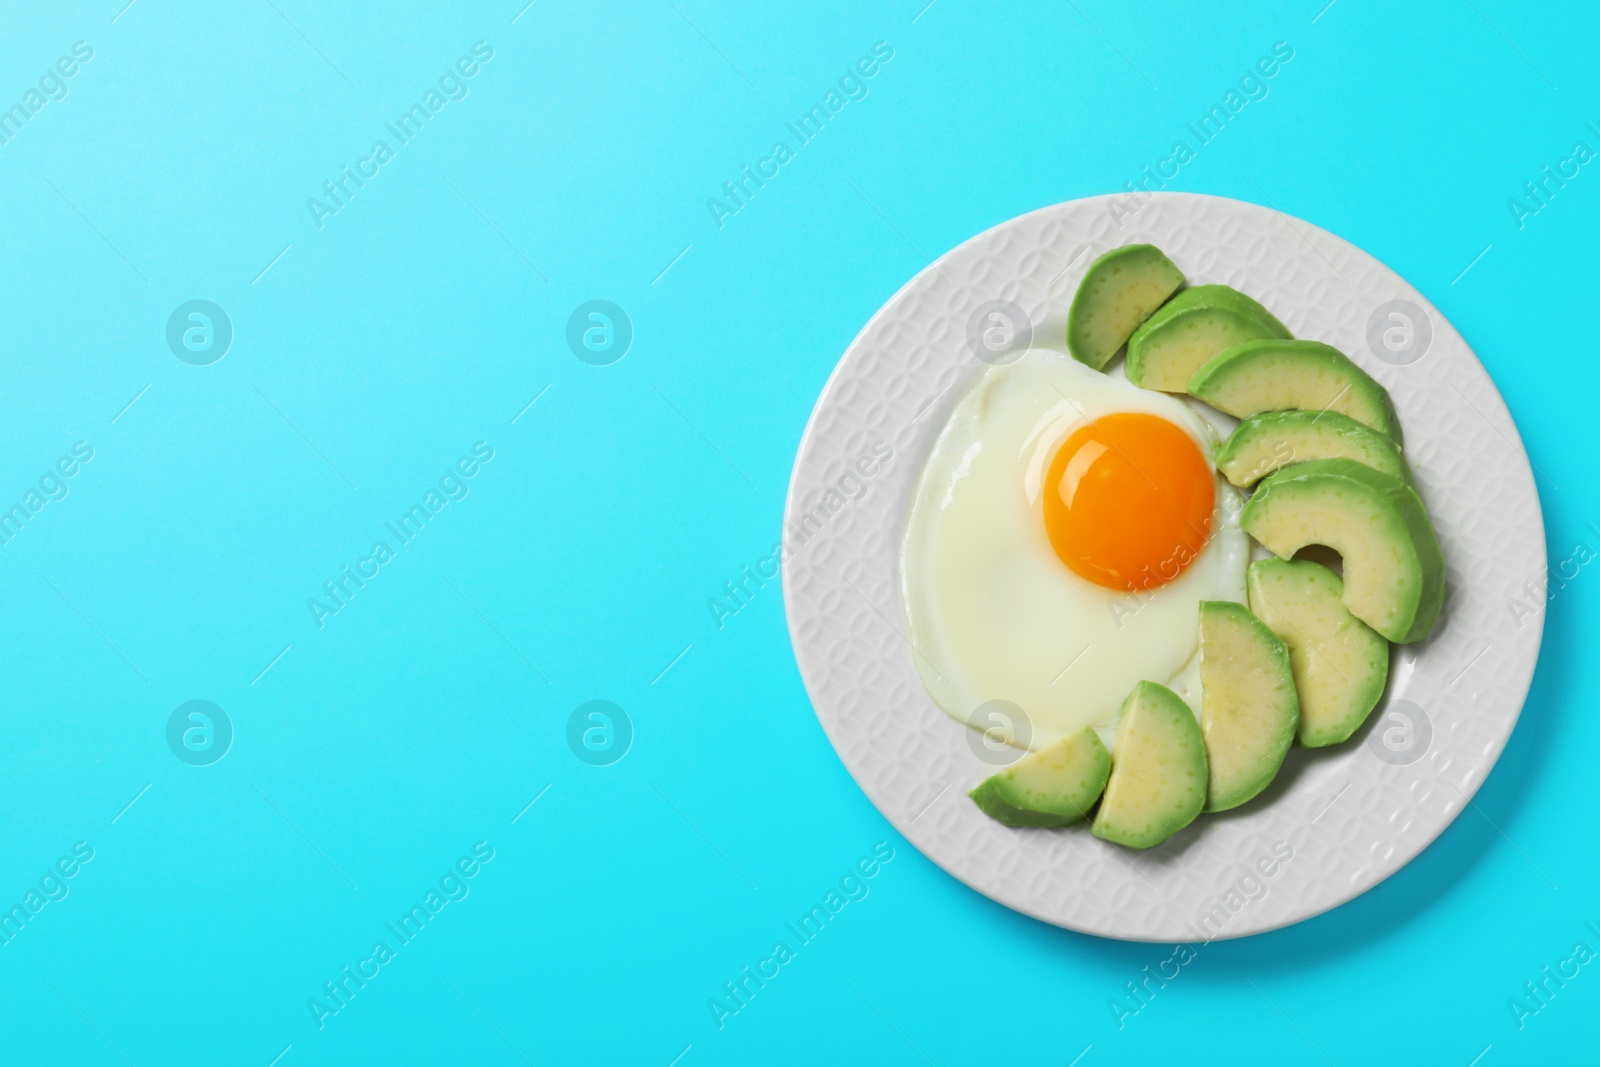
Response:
[[0, 0, 1592, 1063]]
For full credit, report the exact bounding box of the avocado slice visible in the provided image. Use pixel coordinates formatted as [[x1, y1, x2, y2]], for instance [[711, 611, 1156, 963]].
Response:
[[1066, 244, 1184, 370], [1197, 601, 1299, 812], [1216, 409, 1413, 488], [1126, 285, 1291, 391], [969, 727, 1111, 827], [1240, 459, 1444, 643], [1187, 339, 1402, 443], [1092, 681, 1207, 849], [1247, 559, 1390, 747]]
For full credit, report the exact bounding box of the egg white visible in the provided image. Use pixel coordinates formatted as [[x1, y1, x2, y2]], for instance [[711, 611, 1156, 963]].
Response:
[[899, 350, 1248, 751]]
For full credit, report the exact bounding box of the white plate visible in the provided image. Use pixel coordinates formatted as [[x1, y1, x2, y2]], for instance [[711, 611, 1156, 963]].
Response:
[[781, 192, 1545, 941]]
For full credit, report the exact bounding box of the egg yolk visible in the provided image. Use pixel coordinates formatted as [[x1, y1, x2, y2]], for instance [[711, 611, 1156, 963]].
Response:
[[1043, 412, 1215, 591]]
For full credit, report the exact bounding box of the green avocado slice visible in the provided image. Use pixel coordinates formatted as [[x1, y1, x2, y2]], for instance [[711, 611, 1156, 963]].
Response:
[[1066, 244, 1184, 370], [1092, 682, 1207, 849], [1240, 459, 1444, 643], [1188, 339, 1402, 444], [1198, 601, 1299, 812], [969, 728, 1111, 827], [1216, 409, 1413, 488], [1126, 285, 1291, 391], [1248, 559, 1391, 748]]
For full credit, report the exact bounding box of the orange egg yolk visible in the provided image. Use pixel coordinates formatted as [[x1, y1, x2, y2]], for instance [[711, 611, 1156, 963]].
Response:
[[1043, 412, 1215, 592]]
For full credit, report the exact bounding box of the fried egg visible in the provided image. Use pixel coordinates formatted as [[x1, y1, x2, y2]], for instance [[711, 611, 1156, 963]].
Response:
[[899, 350, 1248, 751]]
